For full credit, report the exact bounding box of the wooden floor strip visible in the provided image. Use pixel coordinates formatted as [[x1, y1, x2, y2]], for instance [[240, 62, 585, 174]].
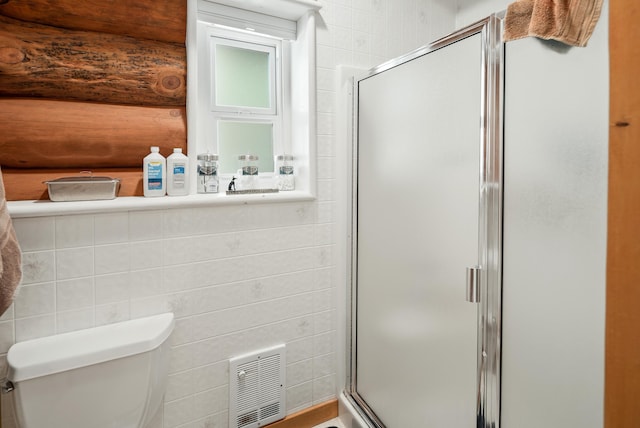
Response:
[[265, 400, 339, 428]]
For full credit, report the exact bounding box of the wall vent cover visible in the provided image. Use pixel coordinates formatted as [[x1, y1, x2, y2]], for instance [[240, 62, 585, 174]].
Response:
[[229, 344, 286, 428]]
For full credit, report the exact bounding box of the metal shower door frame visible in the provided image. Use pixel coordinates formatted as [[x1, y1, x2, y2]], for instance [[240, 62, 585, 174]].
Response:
[[346, 14, 504, 428]]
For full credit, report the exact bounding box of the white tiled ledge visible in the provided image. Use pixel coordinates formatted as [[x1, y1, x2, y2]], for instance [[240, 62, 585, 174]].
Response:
[[8, 191, 315, 218]]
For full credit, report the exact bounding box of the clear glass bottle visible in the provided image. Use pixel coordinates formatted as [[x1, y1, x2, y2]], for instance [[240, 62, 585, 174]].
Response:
[[275, 154, 295, 191], [238, 154, 259, 190], [197, 153, 219, 193]]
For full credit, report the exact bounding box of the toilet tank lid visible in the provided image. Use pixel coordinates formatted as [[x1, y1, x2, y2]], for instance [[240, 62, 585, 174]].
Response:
[[6, 313, 175, 383]]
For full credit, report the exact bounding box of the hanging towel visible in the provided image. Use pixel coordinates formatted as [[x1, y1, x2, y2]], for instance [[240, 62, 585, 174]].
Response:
[[503, 0, 604, 47], [0, 167, 22, 316]]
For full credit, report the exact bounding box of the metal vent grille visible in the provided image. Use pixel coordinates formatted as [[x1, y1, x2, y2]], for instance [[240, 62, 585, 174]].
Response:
[[229, 344, 286, 428]]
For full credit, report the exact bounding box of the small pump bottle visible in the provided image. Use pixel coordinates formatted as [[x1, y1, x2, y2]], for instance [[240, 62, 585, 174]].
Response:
[[167, 148, 189, 196], [143, 146, 166, 197]]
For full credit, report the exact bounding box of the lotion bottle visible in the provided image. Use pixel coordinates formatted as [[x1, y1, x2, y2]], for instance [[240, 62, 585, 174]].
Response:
[[167, 148, 189, 196], [143, 146, 166, 197]]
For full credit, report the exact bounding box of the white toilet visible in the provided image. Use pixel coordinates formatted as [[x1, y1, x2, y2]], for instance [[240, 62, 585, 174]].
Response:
[[5, 313, 174, 428]]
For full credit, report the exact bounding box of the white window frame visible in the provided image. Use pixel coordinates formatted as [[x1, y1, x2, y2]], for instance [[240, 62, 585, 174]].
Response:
[[188, 0, 320, 195], [209, 31, 279, 115], [204, 27, 285, 175]]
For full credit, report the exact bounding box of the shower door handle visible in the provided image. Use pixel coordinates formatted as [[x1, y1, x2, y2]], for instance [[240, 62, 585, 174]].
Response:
[[466, 266, 481, 303]]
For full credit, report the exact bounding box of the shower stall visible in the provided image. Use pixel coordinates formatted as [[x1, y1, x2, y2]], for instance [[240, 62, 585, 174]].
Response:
[[342, 5, 608, 427], [344, 15, 504, 428]]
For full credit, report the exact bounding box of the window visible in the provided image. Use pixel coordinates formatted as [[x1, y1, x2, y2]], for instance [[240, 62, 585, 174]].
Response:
[[205, 28, 282, 175], [189, 0, 320, 194]]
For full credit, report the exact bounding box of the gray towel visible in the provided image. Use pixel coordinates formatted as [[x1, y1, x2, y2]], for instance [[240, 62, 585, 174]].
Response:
[[0, 167, 22, 316], [504, 0, 604, 47]]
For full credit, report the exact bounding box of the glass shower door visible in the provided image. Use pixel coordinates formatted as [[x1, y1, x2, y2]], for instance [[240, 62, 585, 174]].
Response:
[[350, 17, 503, 428]]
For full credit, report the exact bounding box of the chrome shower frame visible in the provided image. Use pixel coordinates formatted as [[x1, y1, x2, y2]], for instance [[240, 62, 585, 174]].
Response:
[[345, 13, 505, 428]]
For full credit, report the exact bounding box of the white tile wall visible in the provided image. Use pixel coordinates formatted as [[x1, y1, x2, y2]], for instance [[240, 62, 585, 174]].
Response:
[[0, 1, 455, 427]]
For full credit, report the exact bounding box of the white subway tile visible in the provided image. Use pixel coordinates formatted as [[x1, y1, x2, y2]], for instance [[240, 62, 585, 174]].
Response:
[[0, 304, 13, 322], [12, 217, 55, 251], [316, 68, 336, 92], [129, 210, 164, 241], [316, 23, 333, 47], [335, 47, 355, 68], [313, 373, 337, 404], [317, 113, 335, 136], [94, 243, 130, 275], [94, 301, 130, 326], [170, 317, 196, 346], [0, 321, 14, 353], [317, 136, 335, 160], [57, 277, 94, 311], [193, 386, 228, 419], [130, 240, 164, 270], [192, 361, 228, 393], [20, 250, 55, 284], [314, 289, 333, 313], [314, 310, 336, 334], [334, 5, 353, 28], [130, 295, 170, 319], [169, 343, 195, 374], [130, 268, 165, 298], [354, 0, 372, 10], [317, 157, 336, 180], [316, 44, 336, 69], [316, 180, 335, 202], [55, 215, 94, 249], [195, 412, 228, 428], [313, 352, 335, 378], [287, 337, 314, 364], [315, 224, 334, 246], [94, 212, 129, 244], [332, 26, 353, 51], [15, 314, 55, 342], [95, 272, 130, 305], [317, 90, 336, 114], [166, 370, 194, 402], [166, 292, 195, 318], [56, 308, 94, 333], [163, 208, 203, 238], [314, 331, 336, 356], [353, 10, 371, 34], [287, 358, 313, 386], [286, 381, 313, 414], [13, 283, 55, 318], [164, 395, 195, 428], [315, 268, 334, 290], [56, 247, 94, 280]]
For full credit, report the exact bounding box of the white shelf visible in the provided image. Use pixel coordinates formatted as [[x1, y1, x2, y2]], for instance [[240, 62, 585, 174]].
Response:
[[8, 191, 315, 218]]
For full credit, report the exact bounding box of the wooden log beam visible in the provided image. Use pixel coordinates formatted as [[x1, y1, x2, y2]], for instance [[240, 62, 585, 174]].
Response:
[[0, 0, 186, 44], [0, 99, 186, 169], [1, 168, 144, 201], [0, 15, 186, 106]]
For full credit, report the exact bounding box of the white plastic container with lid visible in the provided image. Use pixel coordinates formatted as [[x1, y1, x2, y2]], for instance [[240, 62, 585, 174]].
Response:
[[143, 146, 166, 197], [167, 148, 190, 196]]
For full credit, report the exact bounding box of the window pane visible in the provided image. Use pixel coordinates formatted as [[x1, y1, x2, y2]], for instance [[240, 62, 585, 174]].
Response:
[[218, 121, 274, 174], [215, 44, 271, 108]]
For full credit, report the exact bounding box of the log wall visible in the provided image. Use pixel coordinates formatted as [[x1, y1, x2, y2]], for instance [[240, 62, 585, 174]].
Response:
[[0, 0, 188, 201]]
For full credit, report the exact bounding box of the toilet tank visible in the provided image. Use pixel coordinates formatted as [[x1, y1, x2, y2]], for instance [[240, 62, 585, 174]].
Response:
[[6, 313, 174, 428]]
